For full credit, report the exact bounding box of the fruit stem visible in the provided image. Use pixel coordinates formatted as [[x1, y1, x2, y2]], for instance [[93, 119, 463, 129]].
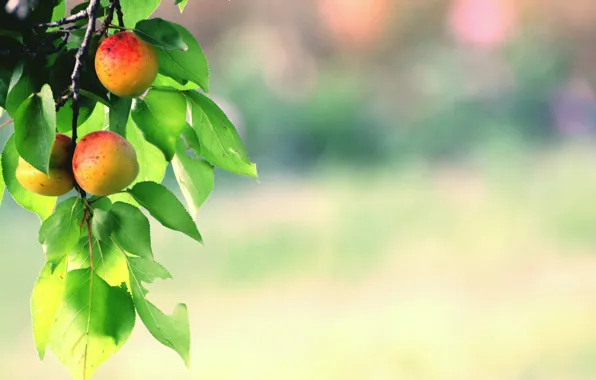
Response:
[[86, 217, 94, 270]]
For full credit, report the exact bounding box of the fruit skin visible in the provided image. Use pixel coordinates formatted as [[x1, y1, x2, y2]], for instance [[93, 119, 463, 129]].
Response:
[[95, 31, 158, 98], [16, 134, 75, 196], [73, 131, 139, 196]]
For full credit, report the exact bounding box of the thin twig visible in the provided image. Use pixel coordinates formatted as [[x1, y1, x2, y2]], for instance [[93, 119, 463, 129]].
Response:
[[0, 119, 13, 129], [37, 9, 88, 28], [70, 0, 101, 147], [99, 1, 117, 39], [55, 93, 72, 112]]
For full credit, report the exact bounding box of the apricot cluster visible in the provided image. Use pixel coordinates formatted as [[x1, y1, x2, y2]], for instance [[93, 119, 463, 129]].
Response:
[[16, 31, 158, 196]]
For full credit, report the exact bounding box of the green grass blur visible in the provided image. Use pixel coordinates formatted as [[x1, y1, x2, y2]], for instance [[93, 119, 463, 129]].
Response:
[[3, 139, 596, 379]]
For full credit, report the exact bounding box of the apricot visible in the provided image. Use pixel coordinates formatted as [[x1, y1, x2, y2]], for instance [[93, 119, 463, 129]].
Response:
[[73, 131, 139, 196], [95, 31, 158, 98], [16, 134, 74, 196]]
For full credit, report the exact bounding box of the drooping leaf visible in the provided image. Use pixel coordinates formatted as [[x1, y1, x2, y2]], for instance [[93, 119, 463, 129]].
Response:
[[156, 22, 209, 92], [127, 256, 190, 366], [71, 102, 107, 139], [119, 0, 161, 28], [48, 269, 135, 380], [31, 257, 67, 360], [172, 138, 214, 219], [1, 136, 56, 220], [186, 91, 257, 178], [39, 197, 83, 266], [176, 0, 189, 12], [131, 89, 187, 161], [108, 95, 132, 137], [134, 18, 188, 51], [13, 84, 56, 174], [127, 181, 202, 242], [110, 202, 153, 259], [91, 208, 114, 242]]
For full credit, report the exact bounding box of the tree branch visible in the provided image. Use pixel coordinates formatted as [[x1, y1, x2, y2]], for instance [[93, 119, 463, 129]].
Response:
[[37, 9, 89, 29], [70, 0, 101, 147]]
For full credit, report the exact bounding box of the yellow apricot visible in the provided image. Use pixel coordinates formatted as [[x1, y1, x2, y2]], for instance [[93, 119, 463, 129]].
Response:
[[73, 131, 139, 196], [95, 31, 158, 98], [16, 134, 74, 196]]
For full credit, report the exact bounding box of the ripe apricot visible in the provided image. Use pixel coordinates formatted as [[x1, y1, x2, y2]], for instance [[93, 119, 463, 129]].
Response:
[[73, 131, 139, 196], [16, 134, 74, 196], [95, 31, 158, 98]]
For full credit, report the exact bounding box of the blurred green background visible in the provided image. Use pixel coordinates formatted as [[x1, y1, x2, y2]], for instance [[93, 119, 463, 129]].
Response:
[[6, 0, 596, 378]]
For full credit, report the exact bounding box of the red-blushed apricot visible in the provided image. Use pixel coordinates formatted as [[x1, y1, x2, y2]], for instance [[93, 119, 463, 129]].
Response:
[[73, 131, 139, 196], [16, 134, 74, 196], [95, 31, 158, 98]]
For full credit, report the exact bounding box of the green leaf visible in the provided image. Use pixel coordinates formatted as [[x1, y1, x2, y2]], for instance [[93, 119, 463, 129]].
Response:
[[13, 84, 56, 174], [172, 138, 214, 218], [5, 63, 34, 115], [119, 0, 161, 28], [39, 197, 83, 266], [156, 22, 209, 92], [127, 181, 202, 242], [31, 257, 67, 360], [110, 202, 153, 259], [1, 136, 56, 220], [109, 119, 167, 206], [91, 208, 114, 242], [186, 91, 257, 178], [131, 89, 187, 161], [152, 74, 198, 91], [56, 97, 97, 133], [176, 0, 189, 12], [71, 102, 107, 139], [48, 269, 135, 380], [0, 67, 11, 108], [134, 18, 188, 51], [127, 256, 190, 366], [51, 0, 67, 23], [95, 238, 130, 288], [109, 95, 132, 137]]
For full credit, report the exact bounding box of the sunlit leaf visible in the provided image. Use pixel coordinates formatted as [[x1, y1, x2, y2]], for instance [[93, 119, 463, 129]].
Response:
[[134, 18, 188, 51], [110, 202, 153, 259]]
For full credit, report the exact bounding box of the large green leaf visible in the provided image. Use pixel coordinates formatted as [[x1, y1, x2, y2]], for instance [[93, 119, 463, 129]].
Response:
[[31, 258, 67, 360], [110, 202, 153, 259], [110, 119, 168, 206], [48, 269, 135, 380], [75, 102, 107, 138], [152, 74, 198, 91], [186, 91, 257, 178], [131, 89, 187, 161], [134, 18, 188, 51], [1, 136, 56, 220], [91, 208, 114, 242], [109, 95, 132, 137], [127, 181, 202, 242], [127, 256, 190, 367], [119, 0, 161, 28], [172, 138, 214, 219], [156, 22, 209, 92], [13, 84, 56, 174], [39, 197, 83, 266]]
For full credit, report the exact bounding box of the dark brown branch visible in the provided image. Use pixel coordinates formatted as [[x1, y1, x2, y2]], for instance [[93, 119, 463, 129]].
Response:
[[114, 0, 125, 27], [37, 9, 89, 28], [70, 0, 101, 146]]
